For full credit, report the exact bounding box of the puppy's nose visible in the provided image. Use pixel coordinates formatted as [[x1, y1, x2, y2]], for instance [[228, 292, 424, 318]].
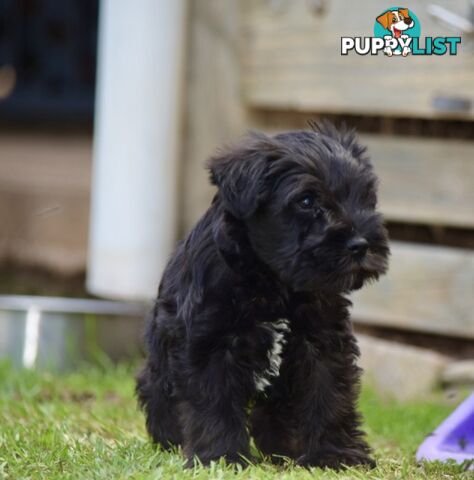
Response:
[[404, 17, 412, 25], [347, 236, 369, 257]]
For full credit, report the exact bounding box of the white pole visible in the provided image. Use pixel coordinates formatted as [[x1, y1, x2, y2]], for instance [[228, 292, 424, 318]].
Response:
[[87, 0, 186, 300]]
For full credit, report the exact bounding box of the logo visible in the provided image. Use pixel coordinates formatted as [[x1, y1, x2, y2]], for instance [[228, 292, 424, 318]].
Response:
[[341, 7, 461, 56]]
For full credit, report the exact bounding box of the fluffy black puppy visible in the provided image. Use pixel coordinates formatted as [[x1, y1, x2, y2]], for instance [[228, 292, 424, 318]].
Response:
[[137, 121, 389, 469]]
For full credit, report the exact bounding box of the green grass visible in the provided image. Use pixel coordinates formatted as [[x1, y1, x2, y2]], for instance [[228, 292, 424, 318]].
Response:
[[0, 360, 471, 479]]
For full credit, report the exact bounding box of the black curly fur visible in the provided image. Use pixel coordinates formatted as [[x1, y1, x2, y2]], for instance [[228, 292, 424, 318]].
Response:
[[136, 122, 390, 469]]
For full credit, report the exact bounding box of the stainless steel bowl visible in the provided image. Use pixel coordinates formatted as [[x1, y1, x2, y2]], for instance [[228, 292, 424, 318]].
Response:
[[0, 295, 147, 369]]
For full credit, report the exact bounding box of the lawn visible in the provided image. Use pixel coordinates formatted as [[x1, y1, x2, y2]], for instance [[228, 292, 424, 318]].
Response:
[[0, 360, 471, 479]]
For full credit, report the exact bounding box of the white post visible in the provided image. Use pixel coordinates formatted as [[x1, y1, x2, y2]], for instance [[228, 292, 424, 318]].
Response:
[[87, 0, 186, 300]]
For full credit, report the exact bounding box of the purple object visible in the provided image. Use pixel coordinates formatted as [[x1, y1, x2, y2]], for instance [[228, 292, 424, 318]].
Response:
[[417, 392, 474, 469]]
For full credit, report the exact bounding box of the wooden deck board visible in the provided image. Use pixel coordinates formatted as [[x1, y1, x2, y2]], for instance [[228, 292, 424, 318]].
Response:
[[242, 0, 474, 119], [362, 134, 474, 228], [352, 241, 474, 339]]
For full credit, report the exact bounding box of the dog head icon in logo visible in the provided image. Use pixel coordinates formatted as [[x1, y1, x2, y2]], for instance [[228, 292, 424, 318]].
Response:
[[376, 8, 414, 38], [374, 7, 420, 56]]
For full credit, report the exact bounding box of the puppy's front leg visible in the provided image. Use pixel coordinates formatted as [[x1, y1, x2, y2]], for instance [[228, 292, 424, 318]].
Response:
[[295, 332, 374, 469], [180, 333, 255, 467], [288, 302, 374, 469]]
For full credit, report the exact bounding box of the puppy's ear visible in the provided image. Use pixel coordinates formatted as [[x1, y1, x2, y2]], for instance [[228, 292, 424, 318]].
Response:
[[308, 120, 370, 166], [399, 8, 409, 19], [376, 11, 392, 30], [207, 132, 283, 219], [212, 210, 253, 273]]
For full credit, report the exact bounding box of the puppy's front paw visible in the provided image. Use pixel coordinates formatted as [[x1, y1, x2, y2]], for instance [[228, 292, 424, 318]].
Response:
[[185, 453, 254, 469], [343, 452, 376, 469], [297, 450, 376, 470]]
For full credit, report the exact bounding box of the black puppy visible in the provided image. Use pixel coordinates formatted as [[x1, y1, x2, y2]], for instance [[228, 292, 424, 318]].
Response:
[[137, 121, 389, 469]]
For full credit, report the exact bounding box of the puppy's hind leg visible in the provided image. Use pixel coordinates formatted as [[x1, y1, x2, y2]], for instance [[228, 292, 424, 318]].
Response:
[[136, 361, 182, 449]]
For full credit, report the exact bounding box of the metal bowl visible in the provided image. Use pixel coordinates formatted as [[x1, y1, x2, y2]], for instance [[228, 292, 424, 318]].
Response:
[[0, 295, 147, 370]]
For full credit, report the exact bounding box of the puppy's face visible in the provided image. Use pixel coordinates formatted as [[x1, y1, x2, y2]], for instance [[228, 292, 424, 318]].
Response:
[[209, 123, 389, 294]]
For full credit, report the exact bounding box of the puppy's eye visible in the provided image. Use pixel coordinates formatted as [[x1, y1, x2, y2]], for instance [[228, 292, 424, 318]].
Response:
[[298, 195, 315, 209]]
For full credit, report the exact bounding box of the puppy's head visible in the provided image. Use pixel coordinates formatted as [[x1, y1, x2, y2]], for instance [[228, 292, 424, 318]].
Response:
[[376, 8, 414, 37], [208, 121, 389, 294]]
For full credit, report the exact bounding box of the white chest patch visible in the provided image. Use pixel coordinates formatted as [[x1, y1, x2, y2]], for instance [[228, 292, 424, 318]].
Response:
[[254, 318, 291, 392]]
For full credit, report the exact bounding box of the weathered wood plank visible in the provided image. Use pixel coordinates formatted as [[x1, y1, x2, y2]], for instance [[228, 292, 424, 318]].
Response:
[[242, 0, 474, 119], [0, 132, 91, 272], [181, 0, 249, 233], [362, 135, 474, 228], [352, 241, 474, 339], [0, 133, 91, 193]]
